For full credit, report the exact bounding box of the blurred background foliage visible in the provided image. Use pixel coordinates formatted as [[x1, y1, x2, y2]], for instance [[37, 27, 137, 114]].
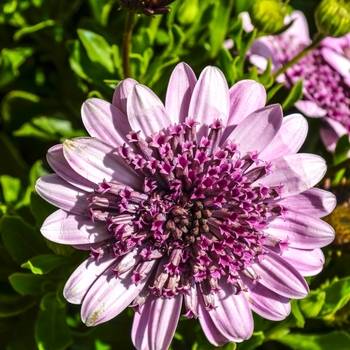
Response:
[[1, 0, 350, 349]]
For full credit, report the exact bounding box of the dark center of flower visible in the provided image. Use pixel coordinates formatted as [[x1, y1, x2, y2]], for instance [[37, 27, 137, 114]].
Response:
[[87, 119, 285, 311]]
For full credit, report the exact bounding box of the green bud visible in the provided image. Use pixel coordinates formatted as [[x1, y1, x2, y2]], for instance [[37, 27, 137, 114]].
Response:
[[315, 0, 350, 38], [248, 0, 286, 34]]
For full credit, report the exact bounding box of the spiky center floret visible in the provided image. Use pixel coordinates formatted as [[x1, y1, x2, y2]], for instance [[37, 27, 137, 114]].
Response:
[[269, 35, 350, 130], [88, 119, 285, 312]]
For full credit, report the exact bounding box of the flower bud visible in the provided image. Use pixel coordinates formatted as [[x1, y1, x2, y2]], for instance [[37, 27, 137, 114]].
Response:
[[118, 0, 175, 16], [315, 0, 350, 38], [248, 0, 286, 34]]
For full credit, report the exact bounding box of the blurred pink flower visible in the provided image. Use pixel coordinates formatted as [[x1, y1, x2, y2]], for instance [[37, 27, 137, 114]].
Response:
[[245, 11, 350, 153], [36, 63, 335, 349]]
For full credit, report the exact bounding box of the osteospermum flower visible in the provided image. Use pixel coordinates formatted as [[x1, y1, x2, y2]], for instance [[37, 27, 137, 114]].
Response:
[[35, 63, 336, 349], [244, 11, 350, 153]]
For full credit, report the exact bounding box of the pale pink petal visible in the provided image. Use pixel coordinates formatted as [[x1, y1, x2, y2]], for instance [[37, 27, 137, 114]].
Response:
[[282, 248, 325, 277], [64, 256, 115, 304], [295, 100, 327, 118], [253, 252, 309, 299], [82, 99, 131, 146], [81, 261, 155, 326], [284, 10, 310, 45], [239, 11, 254, 32], [203, 283, 253, 342], [320, 117, 348, 152], [322, 35, 350, 54], [226, 104, 282, 156], [35, 174, 89, 215], [250, 40, 278, 67], [266, 211, 335, 249], [259, 113, 308, 161], [249, 54, 270, 71], [221, 80, 267, 143], [255, 154, 327, 198], [322, 47, 350, 78], [47, 144, 96, 192], [165, 62, 197, 124], [63, 138, 143, 189], [132, 294, 182, 350], [112, 78, 138, 114], [127, 84, 171, 139], [41, 209, 108, 245], [245, 279, 291, 321], [188, 66, 230, 142], [275, 188, 336, 218], [197, 298, 231, 346]]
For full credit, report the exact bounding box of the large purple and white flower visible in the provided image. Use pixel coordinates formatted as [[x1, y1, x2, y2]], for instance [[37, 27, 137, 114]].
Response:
[[244, 11, 350, 153], [35, 63, 335, 349]]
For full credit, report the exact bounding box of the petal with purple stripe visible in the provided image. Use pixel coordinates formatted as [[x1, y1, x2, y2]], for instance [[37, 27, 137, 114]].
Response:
[[203, 283, 253, 342], [64, 256, 115, 304], [275, 188, 336, 218], [245, 279, 291, 321], [226, 104, 283, 156], [165, 62, 197, 124], [255, 153, 326, 198], [281, 247, 325, 277], [35, 174, 89, 215], [82, 98, 131, 146], [81, 261, 155, 326], [252, 251, 309, 299], [266, 211, 335, 249], [47, 144, 96, 192], [188, 66, 230, 142], [63, 137, 143, 189], [41, 209, 108, 245], [132, 294, 182, 350], [127, 84, 171, 139], [112, 78, 138, 114], [259, 113, 308, 161], [222, 80, 266, 142]]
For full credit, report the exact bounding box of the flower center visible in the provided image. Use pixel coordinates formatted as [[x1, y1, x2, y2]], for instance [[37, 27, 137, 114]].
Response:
[[87, 119, 286, 307]]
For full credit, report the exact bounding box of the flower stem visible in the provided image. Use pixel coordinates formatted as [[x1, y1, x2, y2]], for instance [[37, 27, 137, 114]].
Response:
[[272, 32, 325, 80], [122, 11, 135, 78]]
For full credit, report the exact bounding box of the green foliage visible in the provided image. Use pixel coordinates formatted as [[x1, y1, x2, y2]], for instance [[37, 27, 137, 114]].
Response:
[[0, 0, 349, 349]]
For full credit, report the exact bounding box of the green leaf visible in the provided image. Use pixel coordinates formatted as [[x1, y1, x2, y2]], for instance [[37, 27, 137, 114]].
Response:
[[299, 290, 326, 318], [0, 47, 34, 88], [21, 254, 66, 274], [290, 299, 305, 328], [77, 28, 115, 74], [13, 114, 86, 142], [35, 292, 73, 350], [277, 331, 350, 350], [0, 216, 50, 264], [216, 47, 237, 87], [208, 0, 234, 58], [30, 191, 56, 228], [319, 277, 350, 318], [0, 293, 37, 317], [13, 20, 56, 41], [267, 82, 285, 102], [334, 134, 350, 165], [281, 79, 303, 110], [9, 273, 51, 296], [0, 175, 21, 204]]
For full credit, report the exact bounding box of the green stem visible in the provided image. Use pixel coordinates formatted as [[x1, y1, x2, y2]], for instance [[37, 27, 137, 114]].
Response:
[[272, 33, 325, 80], [122, 11, 135, 79]]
